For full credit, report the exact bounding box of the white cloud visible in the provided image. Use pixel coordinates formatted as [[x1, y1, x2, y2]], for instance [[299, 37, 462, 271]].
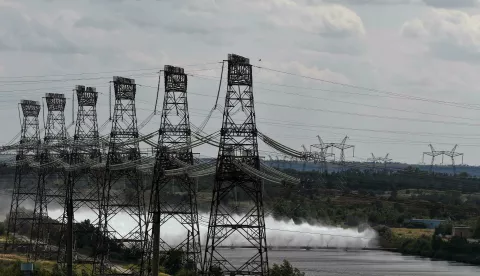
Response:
[[422, 0, 478, 8], [401, 9, 480, 62], [324, 0, 479, 7], [0, 7, 80, 54], [267, 3, 366, 38]]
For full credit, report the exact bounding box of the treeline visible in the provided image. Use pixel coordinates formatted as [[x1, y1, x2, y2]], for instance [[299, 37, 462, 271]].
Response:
[[376, 224, 480, 265]]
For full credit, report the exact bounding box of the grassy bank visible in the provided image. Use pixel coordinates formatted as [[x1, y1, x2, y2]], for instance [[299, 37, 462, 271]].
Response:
[[377, 226, 480, 265]]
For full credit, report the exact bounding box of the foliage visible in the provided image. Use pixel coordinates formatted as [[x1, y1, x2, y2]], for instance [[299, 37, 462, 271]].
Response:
[[373, 225, 393, 247], [270, 260, 305, 276], [175, 268, 195, 276], [159, 249, 190, 276], [434, 222, 453, 236], [0, 221, 5, 236], [474, 217, 480, 239]]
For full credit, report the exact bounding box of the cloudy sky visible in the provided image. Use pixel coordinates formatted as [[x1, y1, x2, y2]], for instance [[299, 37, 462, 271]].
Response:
[[2, 0, 480, 165]]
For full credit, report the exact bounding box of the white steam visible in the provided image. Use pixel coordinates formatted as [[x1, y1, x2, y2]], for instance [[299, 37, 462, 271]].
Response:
[[47, 210, 377, 249]]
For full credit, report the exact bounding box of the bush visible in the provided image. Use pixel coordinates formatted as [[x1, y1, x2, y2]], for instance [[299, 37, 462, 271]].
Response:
[[270, 260, 305, 276], [474, 217, 480, 239], [0, 221, 5, 236]]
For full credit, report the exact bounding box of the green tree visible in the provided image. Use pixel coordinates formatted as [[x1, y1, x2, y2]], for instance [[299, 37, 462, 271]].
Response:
[[270, 260, 305, 276], [434, 222, 452, 236], [160, 249, 185, 275]]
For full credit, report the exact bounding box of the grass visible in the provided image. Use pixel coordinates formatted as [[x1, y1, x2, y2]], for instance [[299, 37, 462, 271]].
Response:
[[391, 228, 434, 239], [0, 253, 57, 272]]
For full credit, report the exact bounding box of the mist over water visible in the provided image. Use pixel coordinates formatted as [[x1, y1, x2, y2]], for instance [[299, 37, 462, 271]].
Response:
[[47, 209, 377, 248]]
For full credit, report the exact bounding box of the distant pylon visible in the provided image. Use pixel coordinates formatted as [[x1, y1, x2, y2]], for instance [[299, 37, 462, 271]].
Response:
[[311, 135, 335, 173], [423, 144, 463, 175], [94, 77, 146, 275], [145, 65, 201, 276], [367, 153, 391, 173], [5, 100, 41, 252], [203, 54, 269, 275]]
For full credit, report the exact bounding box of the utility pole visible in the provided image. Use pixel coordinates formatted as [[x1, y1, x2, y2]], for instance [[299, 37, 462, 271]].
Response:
[[203, 54, 269, 275]]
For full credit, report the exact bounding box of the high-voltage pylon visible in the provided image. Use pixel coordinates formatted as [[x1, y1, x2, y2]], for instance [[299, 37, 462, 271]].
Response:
[[204, 54, 269, 275], [30, 93, 67, 261], [58, 86, 100, 276], [311, 135, 335, 173], [94, 77, 145, 275], [367, 153, 391, 173], [145, 65, 201, 276], [422, 144, 464, 175], [331, 136, 355, 169], [5, 100, 41, 252]]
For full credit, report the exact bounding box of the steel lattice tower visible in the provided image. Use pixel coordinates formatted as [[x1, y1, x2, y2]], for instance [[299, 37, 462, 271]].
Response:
[[30, 93, 67, 261], [145, 66, 201, 276], [58, 86, 100, 275], [94, 77, 145, 275], [204, 54, 269, 275], [5, 100, 41, 252]]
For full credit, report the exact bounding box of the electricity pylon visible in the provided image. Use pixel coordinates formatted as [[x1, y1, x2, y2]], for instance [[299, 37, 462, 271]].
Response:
[[203, 54, 269, 275], [94, 77, 146, 275], [145, 65, 201, 276], [423, 144, 464, 175], [5, 100, 41, 252], [58, 86, 100, 275], [30, 93, 67, 261]]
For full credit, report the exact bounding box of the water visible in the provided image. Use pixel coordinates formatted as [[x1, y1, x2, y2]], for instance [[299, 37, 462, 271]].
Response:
[[221, 249, 480, 275], [45, 209, 480, 275]]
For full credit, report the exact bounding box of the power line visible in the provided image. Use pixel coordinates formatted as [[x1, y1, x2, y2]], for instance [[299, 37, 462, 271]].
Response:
[[0, 61, 222, 79], [251, 65, 480, 110]]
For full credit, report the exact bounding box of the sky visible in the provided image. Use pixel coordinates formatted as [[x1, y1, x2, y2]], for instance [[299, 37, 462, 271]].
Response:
[[2, 0, 480, 165]]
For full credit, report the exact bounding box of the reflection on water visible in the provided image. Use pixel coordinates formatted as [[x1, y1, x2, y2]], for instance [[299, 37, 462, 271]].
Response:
[[219, 249, 480, 276]]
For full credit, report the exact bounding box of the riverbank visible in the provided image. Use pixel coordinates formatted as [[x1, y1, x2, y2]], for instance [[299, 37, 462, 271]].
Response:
[[377, 227, 480, 266]]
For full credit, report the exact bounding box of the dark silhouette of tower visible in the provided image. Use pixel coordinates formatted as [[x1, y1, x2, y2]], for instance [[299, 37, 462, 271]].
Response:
[[145, 65, 201, 276], [5, 100, 41, 252], [203, 54, 269, 275], [94, 77, 146, 275], [30, 93, 67, 261], [58, 86, 100, 275]]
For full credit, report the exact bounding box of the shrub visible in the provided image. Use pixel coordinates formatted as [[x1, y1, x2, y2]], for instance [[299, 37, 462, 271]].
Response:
[[270, 260, 305, 276]]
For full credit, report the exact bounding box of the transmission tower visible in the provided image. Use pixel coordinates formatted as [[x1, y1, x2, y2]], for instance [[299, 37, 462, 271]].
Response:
[[311, 135, 335, 173], [203, 54, 268, 275], [145, 65, 201, 276], [367, 153, 391, 173], [57, 86, 100, 275], [5, 100, 41, 252], [29, 93, 67, 261], [330, 136, 354, 169], [423, 144, 464, 175], [94, 77, 146, 275]]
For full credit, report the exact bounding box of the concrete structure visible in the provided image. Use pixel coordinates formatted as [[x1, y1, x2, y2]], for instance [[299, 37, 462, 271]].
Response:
[[453, 226, 473, 238]]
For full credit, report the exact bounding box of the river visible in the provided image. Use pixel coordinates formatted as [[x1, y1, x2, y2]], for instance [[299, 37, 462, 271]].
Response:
[[41, 209, 480, 275], [220, 249, 480, 275]]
